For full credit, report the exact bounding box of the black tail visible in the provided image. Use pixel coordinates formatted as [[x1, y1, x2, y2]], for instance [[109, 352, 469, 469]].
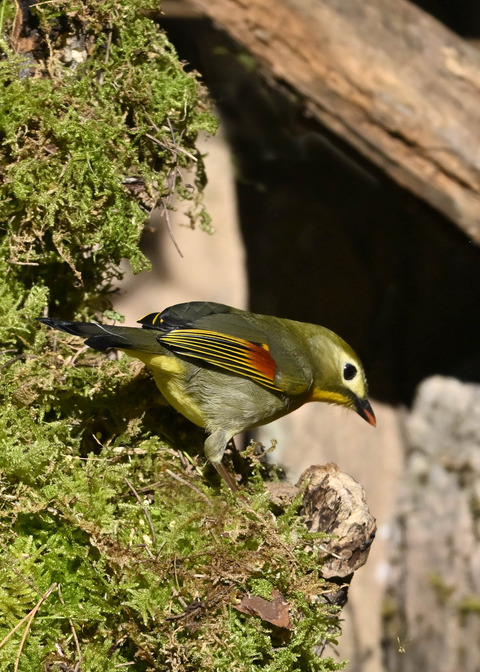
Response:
[[37, 318, 142, 351]]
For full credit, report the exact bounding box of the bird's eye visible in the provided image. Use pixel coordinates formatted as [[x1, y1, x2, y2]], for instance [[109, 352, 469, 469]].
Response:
[[343, 363, 357, 381]]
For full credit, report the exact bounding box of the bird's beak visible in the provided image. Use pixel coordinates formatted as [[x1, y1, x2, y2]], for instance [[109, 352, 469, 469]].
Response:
[[354, 397, 376, 427]]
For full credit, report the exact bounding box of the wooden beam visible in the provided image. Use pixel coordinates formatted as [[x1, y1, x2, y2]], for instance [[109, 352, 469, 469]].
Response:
[[187, 0, 480, 243]]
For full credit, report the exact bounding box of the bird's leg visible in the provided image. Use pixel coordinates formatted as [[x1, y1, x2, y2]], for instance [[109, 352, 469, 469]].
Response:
[[213, 460, 239, 492], [229, 436, 252, 483], [204, 430, 239, 491]]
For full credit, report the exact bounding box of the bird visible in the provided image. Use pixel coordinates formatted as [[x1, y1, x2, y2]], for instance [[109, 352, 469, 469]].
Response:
[[38, 301, 375, 490]]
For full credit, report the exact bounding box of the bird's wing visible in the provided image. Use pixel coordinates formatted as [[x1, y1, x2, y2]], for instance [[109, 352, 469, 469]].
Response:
[[156, 328, 280, 390], [139, 302, 312, 396], [139, 301, 233, 331]]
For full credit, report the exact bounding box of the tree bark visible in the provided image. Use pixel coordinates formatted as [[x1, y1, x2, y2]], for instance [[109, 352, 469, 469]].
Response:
[[187, 0, 480, 244]]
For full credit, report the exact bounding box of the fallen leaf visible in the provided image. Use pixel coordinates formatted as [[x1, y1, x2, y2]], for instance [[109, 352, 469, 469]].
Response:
[[234, 588, 292, 629]]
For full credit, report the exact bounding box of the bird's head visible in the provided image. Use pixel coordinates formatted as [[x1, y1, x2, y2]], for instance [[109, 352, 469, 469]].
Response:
[[306, 326, 376, 427]]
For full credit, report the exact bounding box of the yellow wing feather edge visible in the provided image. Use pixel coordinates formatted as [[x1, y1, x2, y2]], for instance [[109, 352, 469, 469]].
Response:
[[158, 329, 282, 392]]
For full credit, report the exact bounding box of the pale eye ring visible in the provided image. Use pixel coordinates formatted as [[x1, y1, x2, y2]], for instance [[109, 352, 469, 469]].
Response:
[[343, 363, 357, 381]]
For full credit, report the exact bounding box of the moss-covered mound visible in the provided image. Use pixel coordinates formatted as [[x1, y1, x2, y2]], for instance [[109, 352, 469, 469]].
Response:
[[0, 2, 344, 669]]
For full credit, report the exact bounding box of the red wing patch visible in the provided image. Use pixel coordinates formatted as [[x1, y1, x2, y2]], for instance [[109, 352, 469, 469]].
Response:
[[157, 329, 280, 391]]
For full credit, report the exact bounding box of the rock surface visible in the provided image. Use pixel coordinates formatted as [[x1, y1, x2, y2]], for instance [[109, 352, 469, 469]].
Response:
[[383, 376, 480, 672]]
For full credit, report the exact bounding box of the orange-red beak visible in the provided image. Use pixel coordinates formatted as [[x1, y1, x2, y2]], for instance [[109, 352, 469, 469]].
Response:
[[355, 397, 376, 427]]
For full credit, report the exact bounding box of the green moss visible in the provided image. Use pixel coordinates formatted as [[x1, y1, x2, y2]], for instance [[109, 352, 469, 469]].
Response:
[[1, 342, 345, 670], [0, 2, 347, 668], [0, 362, 344, 670], [0, 335, 345, 669], [0, 0, 217, 311], [428, 571, 456, 606], [458, 595, 480, 615], [469, 494, 480, 520]]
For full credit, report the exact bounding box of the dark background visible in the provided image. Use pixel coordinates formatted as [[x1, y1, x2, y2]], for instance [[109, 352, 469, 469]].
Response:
[[159, 0, 480, 406]]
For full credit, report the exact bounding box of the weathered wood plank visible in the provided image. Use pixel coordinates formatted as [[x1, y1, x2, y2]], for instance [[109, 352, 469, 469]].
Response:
[[187, 0, 480, 243]]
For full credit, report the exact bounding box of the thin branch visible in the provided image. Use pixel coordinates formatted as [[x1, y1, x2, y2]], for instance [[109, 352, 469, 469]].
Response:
[[67, 345, 89, 367], [165, 469, 212, 506], [0, 583, 58, 671], [159, 200, 183, 258], [145, 113, 201, 257], [125, 478, 157, 545], [104, 26, 112, 65], [58, 584, 82, 666], [0, 611, 31, 649], [145, 132, 197, 162], [166, 116, 179, 144], [0, 354, 37, 371], [6, 260, 40, 266]]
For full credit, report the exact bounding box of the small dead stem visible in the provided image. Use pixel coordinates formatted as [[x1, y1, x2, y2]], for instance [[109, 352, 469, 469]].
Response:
[[0, 583, 58, 672]]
